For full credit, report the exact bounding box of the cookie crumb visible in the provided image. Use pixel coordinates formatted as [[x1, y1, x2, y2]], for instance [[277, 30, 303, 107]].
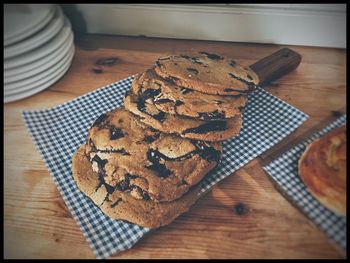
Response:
[[234, 202, 247, 215]]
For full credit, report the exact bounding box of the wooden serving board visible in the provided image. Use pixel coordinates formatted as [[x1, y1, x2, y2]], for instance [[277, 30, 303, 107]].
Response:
[[4, 34, 346, 259]]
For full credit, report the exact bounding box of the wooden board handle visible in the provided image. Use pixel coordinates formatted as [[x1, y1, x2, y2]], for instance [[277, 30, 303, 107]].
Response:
[[250, 48, 302, 86]]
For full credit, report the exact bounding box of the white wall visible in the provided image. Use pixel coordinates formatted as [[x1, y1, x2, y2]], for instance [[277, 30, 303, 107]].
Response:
[[73, 4, 346, 48]]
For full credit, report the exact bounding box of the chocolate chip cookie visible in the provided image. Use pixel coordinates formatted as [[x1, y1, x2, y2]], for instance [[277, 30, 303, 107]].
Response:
[[132, 68, 247, 120], [72, 145, 202, 228], [124, 91, 243, 141], [84, 107, 222, 202], [154, 51, 259, 95]]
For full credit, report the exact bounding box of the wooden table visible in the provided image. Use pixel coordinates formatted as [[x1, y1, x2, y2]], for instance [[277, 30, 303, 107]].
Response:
[[4, 34, 346, 259]]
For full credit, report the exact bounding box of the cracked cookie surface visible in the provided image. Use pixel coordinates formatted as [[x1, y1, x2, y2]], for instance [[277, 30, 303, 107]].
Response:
[[132, 68, 247, 120], [84, 107, 222, 202], [154, 50, 259, 95], [124, 91, 243, 141], [72, 145, 202, 228]]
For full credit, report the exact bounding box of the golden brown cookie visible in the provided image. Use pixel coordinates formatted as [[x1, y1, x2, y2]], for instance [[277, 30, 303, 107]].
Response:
[[123, 91, 243, 141], [84, 107, 222, 202], [132, 68, 247, 120], [298, 125, 346, 216], [72, 145, 202, 228], [154, 51, 259, 96]]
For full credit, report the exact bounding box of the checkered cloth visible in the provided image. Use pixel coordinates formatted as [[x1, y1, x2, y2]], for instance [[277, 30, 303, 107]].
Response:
[[22, 76, 308, 258], [263, 115, 347, 252]]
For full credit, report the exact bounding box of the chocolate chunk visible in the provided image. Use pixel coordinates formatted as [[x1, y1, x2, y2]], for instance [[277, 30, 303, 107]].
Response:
[[165, 76, 180, 84], [137, 98, 147, 113], [180, 55, 191, 60], [92, 113, 108, 127], [228, 75, 257, 92], [247, 84, 257, 92], [146, 149, 172, 178], [191, 57, 203, 65], [115, 173, 137, 192], [125, 173, 138, 180], [187, 67, 199, 75], [110, 127, 124, 140], [229, 60, 236, 67], [114, 148, 130, 156], [153, 111, 166, 122], [228, 72, 255, 87], [155, 61, 162, 68], [117, 179, 130, 191], [183, 120, 227, 134], [142, 88, 161, 99], [175, 100, 184, 106], [199, 51, 223, 60], [180, 55, 202, 65], [97, 148, 130, 156], [110, 198, 122, 208], [224, 88, 235, 92], [95, 180, 103, 193], [92, 155, 108, 171], [198, 110, 225, 120], [148, 127, 159, 132], [97, 173, 115, 194], [192, 140, 221, 162], [144, 136, 156, 143], [141, 190, 151, 200], [154, 98, 173, 104], [143, 133, 161, 143], [105, 183, 115, 194], [87, 138, 97, 152], [136, 90, 164, 120], [130, 185, 151, 200], [148, 147, 195, 162]]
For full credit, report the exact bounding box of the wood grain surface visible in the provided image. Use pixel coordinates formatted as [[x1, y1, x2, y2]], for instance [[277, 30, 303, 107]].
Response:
[[4, 34, 346, 259]]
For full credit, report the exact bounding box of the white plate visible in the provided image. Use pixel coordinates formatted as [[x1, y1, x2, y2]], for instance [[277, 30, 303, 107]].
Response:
[[4, 4, 56, 46], [5, 46, 75, 94], [4, 48, 75, 103], [4, 7, 64, 59], [4, 33, 74, 83], [4, 4, 55, 44], [4, 32, 73, 78], [4, 17, 72, 70]]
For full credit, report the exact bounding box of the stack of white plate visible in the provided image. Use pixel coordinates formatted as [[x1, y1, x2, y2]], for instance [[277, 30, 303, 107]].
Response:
[[4, 4, 75, 103]]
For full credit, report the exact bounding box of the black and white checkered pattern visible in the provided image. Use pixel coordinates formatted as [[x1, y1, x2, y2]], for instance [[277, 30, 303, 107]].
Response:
[[263, 115, 346, 251], [22, 76, 308, 258]]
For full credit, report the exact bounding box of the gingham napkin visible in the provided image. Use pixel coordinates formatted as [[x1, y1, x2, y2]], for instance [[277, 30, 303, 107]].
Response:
[[22, 76, 308, 258], [263, 115, 347, 252]]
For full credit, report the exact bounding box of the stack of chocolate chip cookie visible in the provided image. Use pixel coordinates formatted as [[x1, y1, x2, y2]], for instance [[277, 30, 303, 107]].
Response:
[[72, 51, 259, 228], [124, 51, 259, 141]]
